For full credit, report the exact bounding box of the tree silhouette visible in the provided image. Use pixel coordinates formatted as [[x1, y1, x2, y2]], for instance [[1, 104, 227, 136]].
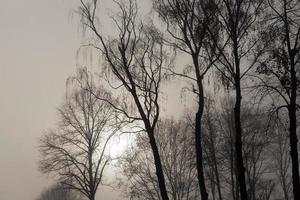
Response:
[[39, 70, 118, 200], [78, 0, 171, 199]]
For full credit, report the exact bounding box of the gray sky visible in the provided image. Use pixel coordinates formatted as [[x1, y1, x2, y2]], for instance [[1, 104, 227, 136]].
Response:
[[0, 0, 86, 199], [0, 1, 186, 200]]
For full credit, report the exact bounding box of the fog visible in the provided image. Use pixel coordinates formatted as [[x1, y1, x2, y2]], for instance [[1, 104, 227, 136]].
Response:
[[0, 1, 185, 199], [0, 1, 114, 199]]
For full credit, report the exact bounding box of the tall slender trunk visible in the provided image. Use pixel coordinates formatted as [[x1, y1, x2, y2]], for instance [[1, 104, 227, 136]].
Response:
[[227, 103, 237, 200], [288, 62, 300, 200], [88, 143, 95, 200], [194, 57, 208, 200], [233, 38, 248, 200], [234, 80, 248, 200], [195, 109, 208, 200], [283, 0, 300, 196], [147, 127, 170, 200], [289, 102, 300, 200]]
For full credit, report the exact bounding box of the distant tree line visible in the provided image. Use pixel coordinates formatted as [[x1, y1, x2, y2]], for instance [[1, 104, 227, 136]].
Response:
[[36, 183, 83, 200]]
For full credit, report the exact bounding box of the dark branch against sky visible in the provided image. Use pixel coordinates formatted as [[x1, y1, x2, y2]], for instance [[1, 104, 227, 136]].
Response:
[[0, 1, 185, 200]]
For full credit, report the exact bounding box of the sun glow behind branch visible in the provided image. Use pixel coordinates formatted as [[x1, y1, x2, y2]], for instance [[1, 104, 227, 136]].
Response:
[[107, 132, 135, 158]]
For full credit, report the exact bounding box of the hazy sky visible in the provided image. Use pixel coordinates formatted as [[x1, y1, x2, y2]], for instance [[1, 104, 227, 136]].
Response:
[[0, 0, 105, 199], [0, 1, 186, 200]]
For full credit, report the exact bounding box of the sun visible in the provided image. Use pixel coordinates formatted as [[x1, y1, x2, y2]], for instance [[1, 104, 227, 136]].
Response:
[[108, 134, 133, 158]]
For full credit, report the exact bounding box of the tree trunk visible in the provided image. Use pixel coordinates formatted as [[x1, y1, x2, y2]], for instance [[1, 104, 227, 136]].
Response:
[[193, 55, 208, 200], [233, 30, 248, 199], [283, 0, 300, 198], [147, 128, 170, 200], [289, 63, 300, 200], [195, 82, 209, 200], [131, 88, 169, 200], [88, 144, 95, 200], [289, 105, 300, 200], [234, 82, 248, 200], [89, 193, 95, 200], [195, 110, 208, 200]]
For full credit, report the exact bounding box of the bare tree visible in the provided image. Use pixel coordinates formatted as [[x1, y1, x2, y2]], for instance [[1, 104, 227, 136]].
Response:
[[241, 107, 273, 200], [202, 96, 223, 200], [78, 0, 170, 199], [253, 1, 300, 199], [39, 69, 117, 200], [36, 183, 83, 200], [120, 117, 199, 200], [270, 119, 292, 200], [208, 97, 274, 200], [206, 1, 266, 199], [216, 97, 237, 200], [152, 1, 219, 199]]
